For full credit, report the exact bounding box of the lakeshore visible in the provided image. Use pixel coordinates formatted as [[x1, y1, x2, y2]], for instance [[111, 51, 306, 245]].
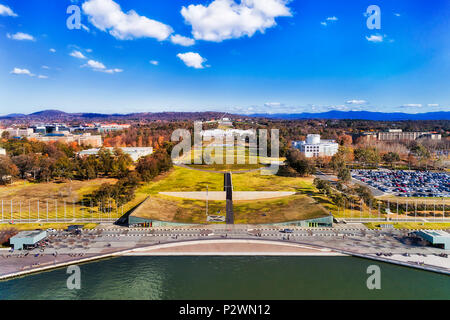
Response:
[[1, 228, 449, 281], [2, 255, 449, 300]]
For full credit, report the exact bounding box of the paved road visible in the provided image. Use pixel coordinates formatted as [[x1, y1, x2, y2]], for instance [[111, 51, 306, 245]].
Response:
[[224, 173, 234, 224]]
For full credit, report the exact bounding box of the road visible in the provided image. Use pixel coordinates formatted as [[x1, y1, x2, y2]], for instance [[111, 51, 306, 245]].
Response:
[[224, 172, 234, 224]]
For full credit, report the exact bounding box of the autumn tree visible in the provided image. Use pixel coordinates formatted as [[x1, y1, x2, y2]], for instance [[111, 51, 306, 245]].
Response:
[[0, 155, 19, 184]]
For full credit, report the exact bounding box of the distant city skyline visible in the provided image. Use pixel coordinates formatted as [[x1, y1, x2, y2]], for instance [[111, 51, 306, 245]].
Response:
[[0, 0, 449, 115]]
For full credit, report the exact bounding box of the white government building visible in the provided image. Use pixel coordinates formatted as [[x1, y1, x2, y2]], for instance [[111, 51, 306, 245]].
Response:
[[292, 134, 339, 158]]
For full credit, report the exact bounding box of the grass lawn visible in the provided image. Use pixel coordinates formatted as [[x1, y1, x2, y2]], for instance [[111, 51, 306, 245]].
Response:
[[232, 171, 316, 192], [131, 193, 330, 224], [138, 167, 224, 193], [233, 194, 330, 224], [0, 178, 123, 221], [187, 163, 264, 172], [364, 222, 450, 230], [130, 194, 226, 224], [176, 145, 285, 167], [131, 167, 331, 224]]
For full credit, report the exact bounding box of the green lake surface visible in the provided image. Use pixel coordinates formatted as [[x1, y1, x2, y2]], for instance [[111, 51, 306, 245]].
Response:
[[1, 256, 449, 300]]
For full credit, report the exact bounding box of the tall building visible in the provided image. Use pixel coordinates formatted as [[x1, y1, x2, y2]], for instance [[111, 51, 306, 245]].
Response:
[[34, 133, 103, 147], [292, 134, 339, 158]]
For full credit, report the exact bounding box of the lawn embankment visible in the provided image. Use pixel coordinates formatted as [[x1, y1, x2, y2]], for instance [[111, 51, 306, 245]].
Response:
[[364, 222, 450, 230]]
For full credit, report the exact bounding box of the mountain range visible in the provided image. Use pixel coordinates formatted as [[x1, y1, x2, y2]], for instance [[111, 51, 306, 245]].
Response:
[[249, 110, 450, 121], [0, 109, 449, 121]]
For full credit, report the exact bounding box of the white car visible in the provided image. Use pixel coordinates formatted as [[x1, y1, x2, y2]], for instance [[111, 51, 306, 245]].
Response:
[[46, 228, 56, 233]]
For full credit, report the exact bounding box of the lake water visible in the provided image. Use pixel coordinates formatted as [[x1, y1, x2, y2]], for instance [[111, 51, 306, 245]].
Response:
[[1, 256, 449, 300]]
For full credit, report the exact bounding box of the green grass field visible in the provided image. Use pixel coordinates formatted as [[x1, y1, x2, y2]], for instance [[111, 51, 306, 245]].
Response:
[[138, 167, 224, 193], [130, 166, 330, 224]]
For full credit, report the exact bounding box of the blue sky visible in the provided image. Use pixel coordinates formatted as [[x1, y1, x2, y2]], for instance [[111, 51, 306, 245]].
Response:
[[0, 0, 449, 115]]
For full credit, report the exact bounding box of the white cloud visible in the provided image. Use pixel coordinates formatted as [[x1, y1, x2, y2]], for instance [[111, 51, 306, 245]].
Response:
[[10, 68, 33, 76], [177, 52, 207, 69], [346, 99, 367, 105], [366, 34, 384, 42], [7, 32, 35, 41], [394, 13, 401, 17], [49, 48, 56, 53], [42, 65, 50, 69], [38, 75, 48, 79], [181, 0, 292, 42], [70, 50, 87, 59], [320, 16, 338, 26], [149, 60, 159, 66], [83, 59, 122, 74], [82, 0, 173, 40], [81, 23, 90, 32], [0, 4, 17, 17], [86, 59, 106, 69], [427, 104, 439, 107], [102, 68, 123, 74], [264, 102, 282, 107], [402, 104, 423, 108], [170, 34, 195, 46]]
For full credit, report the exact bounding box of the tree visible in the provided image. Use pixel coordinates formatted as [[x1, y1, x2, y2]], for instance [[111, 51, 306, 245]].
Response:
[[337, 134, 353, 146], [11, 154, 39, 179], [136, 149, 173, 182], [354, 147, 380, 167], [0, 155, 19, 184], [96, 148, 115, 176], [314, 178, 332, 195], [286, 149, 316, 176], [382, 152, 400, 167], [52, 156, 74, 180], [410, 143, 430, 169], [75, 156, 98, 180], [337, 167, 351, 183], [111, 148, 133, 178], [354, 185, 375, 207]]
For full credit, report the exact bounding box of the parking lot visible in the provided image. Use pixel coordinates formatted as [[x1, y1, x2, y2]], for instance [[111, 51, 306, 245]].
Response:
[[352, 170, 450, 198]]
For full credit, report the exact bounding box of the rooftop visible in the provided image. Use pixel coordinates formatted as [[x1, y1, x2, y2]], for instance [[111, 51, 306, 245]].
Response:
[[11, 230, 46, 239]]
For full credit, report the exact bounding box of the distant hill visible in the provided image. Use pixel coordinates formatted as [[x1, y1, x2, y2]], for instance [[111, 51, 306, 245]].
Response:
[[249, 110, 450, 121], [30, 110, 69, 117], [0, 109, 449, 122], [0, 110, 236, 122]]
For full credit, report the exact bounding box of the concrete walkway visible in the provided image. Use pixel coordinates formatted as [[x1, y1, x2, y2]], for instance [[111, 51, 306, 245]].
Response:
[[122, 239, 345, 256]]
